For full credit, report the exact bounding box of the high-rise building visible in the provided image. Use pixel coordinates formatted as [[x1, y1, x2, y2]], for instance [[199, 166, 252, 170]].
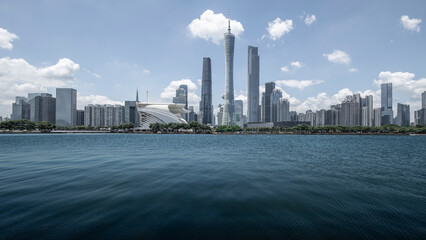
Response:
[[217, 104, 224, 126], [260, 92, 265, 122], [11, 96, 30, 120], [235, 100, 244, 128], [28, 93, 56, 124], [373, 108, 382, 127], [222, 18, 235, 126], [278, 98, 290, 122], [381, 83, 393, 125], [173, 85, 188, 122], [361, 95, 373, 126], [414, 109, 426, 125], [271, 89, 282, 122], [248, 46, 259, 123], [395, 103, 410, 126], [306, 110, 316, 126], [200, 57, 213, 125], [340, 94, 361, 126], [316, 109, 326, 127], [263, 82, 275, 122], [56, 88, 77, 126], [113, 105, 125, 126], [188, 106, 198, 123], [421, 91, 426, 109], [76, 110, 84, 126]]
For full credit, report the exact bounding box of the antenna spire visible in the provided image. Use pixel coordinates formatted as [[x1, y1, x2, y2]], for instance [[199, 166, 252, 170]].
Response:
[[227, 9, 231, 33]]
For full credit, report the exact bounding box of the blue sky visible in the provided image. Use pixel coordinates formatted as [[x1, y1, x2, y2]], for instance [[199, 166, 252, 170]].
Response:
[[1, 0, 425, 118]]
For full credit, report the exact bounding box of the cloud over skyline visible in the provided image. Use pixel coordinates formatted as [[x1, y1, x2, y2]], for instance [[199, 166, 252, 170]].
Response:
[[323, 49, 351, 64], [0, 28, 18, 50], [265, 17, 293, 40]]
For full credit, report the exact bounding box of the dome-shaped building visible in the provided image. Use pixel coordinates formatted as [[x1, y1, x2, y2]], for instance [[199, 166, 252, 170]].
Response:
[[136, 103, 189, 129]]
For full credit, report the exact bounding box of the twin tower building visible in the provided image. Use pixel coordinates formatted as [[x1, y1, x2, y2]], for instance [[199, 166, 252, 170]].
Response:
[[200, 18, 260, 126]]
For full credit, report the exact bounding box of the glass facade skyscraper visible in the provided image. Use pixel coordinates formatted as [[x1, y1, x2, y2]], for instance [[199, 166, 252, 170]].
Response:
[[222, 19, 235, 126], [55, 88, 77, 126], [200, 57, 213, 125], [381, 83, 393, 125], [173, 85, 188, 122], [248, 46, 259, 123]]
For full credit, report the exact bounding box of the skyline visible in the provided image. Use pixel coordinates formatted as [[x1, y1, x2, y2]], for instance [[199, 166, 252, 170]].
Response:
[[1, 0, 426, 118]]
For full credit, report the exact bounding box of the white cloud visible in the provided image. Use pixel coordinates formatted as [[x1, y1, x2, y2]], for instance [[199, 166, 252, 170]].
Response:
[[0, 57, 80, 116], [77, 94, 123, 109], [0, 27, 19, 50], [290, 61, 302, 68], [276, 79, 324, 90], [188, 9, 244, 45], [323, 49, 351, 64], [374, 71, 426, 101], [160, 79, 201, 110], [266, 17, 293, 41], [400, 15, 422, 32], [304, 14, 316, 26], [348, 68, 358, 72], [281, 66, 289, 72], [292, 88, 354, 113]]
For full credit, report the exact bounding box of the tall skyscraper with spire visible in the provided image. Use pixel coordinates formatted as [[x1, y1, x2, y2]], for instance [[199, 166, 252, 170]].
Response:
[[222, 14, 235, 126], [200, 57, 213, 125], [248, 46, 259, 123]]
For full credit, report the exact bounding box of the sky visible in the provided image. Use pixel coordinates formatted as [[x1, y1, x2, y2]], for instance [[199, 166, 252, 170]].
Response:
[[0, 0, 425, 119]]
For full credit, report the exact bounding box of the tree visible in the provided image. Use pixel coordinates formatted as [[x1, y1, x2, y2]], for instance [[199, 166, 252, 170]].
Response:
[[36, 121, 55, 132]]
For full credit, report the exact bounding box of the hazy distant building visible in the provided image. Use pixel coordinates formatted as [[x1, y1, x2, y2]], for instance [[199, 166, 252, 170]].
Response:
[[361, 95, 373, 126], [395, 103, 410, 127], [11, 96, 30, 120], [422, 91, 426, 109], [173, 85, 188, 122], [248, 46, 260, 123], [278, 98, 290, 122], [28, 93, 56, 124], [217, 104, 224, 126], [235, 100, 244, 128], [414, 109, 426, 125], [340, 94, 361, 126], [222, 18, 236, 126], [306, 110, 316, 126], [188, 106, 197, 123], [316, 109, 326, 127], [56, 88, 77, 126], [200, 57, 213, 125], [381, 83, 393, 125], [271, 89, 282, 123]]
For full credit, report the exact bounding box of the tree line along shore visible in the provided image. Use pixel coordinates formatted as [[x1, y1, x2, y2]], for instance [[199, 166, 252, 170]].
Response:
[[1, 119, 426, 135]]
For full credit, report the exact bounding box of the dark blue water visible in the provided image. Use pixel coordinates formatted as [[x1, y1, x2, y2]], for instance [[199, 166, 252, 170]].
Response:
[[0, 134, 425, 239]]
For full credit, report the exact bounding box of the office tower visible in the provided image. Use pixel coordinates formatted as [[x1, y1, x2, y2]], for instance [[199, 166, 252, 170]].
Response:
[[28, 93, 56, 124], [76, 110, 84, 126], [361, 95, 373, 126], [290, 111, 297, 122], [200, 57, 213, 125], [381, 83, 393, 125], [395, 103, 410, 126], [421, 91, 426, 109], [263, 82, 275, 122], [56, 88, 77, 126], [271, 89, 282, 122], [222, 18, 235, 126], [11, 96, 30, 120], [414, 109, 426, 125], [235, 100, 244, 128], [84, 105, 93, 126], [173, 84, 188, 122], [188, 106, 197, 122], [373, 108, 382, 127], [217, 104, 224, 126], [278, 98, 290, 122], [260, 92, 265, 122], [316, 109, 326, 127], [248, 46, 259, 123]]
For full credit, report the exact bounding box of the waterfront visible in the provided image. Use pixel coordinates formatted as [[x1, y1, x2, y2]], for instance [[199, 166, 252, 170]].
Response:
[[0, 134, 425, 239]]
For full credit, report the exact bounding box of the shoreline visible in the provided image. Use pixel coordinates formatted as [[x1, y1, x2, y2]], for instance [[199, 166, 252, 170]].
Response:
[[1, 131, 425, 136]]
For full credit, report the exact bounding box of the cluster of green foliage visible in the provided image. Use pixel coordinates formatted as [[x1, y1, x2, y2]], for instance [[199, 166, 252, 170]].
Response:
[[215, 125, 243, 132], [111, 123, 134, 130], [244, 124, 426, 134], [0, 120, 55, 132], [149, 121, 211, 133]]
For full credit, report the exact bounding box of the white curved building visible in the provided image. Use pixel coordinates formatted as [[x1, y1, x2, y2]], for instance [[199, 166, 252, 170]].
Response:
[[136, 103, 189, 129]]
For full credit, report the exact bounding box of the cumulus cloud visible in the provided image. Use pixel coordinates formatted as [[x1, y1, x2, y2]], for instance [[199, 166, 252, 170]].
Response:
[[348, 68, 358, 72], [281, 66, 289, 72], [0, 57, 80, 116], [400, 15, 422, 32], [374, 71, 426, 101], [304, 14, 316, 25], [290, 61, 302, 68], [143, 69, 150, 74], [266, 17, 293, 40], [323, 49, 351, 64], [188, 9, 244, 45], [0, 27, 19, 50], [276, 79, 324, 90], [160, 79, 201, 110]]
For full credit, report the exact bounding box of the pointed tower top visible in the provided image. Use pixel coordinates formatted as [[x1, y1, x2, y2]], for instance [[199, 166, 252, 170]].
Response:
[[227, 9, 231, 33], [136, 88, 139, 102]]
